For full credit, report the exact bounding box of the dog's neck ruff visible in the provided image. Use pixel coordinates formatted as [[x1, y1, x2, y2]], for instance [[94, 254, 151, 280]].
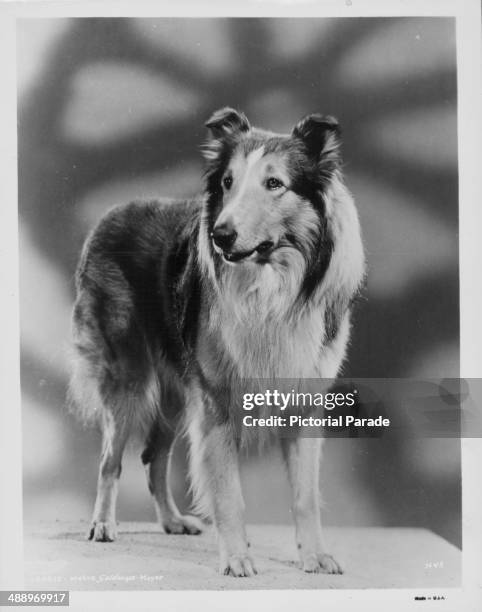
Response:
[[196, 175, 365, 379]]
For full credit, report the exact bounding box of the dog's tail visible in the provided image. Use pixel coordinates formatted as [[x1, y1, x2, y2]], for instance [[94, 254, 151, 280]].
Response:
[[67, 286, 161, 434]]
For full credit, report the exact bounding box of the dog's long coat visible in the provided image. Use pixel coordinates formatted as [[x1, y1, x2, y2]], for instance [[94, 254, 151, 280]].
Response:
[[69, 108, 365, 576]]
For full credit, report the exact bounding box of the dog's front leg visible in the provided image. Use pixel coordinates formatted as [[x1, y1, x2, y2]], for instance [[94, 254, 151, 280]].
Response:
[[187, 405, 256, 577], [281, 436, 343, 574]]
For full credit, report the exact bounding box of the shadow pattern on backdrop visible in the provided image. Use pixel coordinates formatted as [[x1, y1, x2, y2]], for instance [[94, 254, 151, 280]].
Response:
[[18, 18, 460, 545]]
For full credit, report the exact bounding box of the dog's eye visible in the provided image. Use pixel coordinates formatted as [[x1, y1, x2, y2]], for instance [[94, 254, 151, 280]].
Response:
[[223, 175, 233, 190], [266, 177, 284, 191]]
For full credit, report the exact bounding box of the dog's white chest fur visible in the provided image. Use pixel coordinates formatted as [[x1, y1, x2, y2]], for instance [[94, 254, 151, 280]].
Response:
[[227, 312, 321, 379], [212, 299, 348, 380], [208, 249, 352, 380]]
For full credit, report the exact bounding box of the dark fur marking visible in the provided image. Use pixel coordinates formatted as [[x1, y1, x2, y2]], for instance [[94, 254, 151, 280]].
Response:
[[324, 298, 344, 344], [205, 107, 250, 138], [141, 420, 175, 467]]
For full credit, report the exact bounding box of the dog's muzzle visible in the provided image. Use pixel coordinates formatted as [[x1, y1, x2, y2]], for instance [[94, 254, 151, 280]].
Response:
[[223, 241, 274, 263], [211, 230, 275, 263]]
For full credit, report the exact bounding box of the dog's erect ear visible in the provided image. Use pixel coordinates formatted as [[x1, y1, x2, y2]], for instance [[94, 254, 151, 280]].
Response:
[[205, 107, 251, 139], [292, 114, 341, 162]]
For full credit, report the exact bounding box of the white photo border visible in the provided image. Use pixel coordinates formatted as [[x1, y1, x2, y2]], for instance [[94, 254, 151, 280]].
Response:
[[1, 1, 480, 610]]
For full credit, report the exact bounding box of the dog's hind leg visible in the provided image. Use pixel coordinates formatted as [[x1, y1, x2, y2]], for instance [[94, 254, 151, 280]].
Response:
[[142, 421, 203, 535], [281, 436, 343, 574], [89, 405, 132, 542], [71, 264, 159, 542]]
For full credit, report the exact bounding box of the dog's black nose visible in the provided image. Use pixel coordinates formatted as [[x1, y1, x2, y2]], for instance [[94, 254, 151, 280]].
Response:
[[211, 224, 237, 251]]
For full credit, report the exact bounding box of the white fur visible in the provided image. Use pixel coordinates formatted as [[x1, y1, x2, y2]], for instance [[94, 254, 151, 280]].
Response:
[[198, 171, 364, 382], [67, 351, 104, 426], [318, 174, 365, 302], [184, 385, 214, 519], [212, 293, 322, 380], [197, 197, 217, 283]]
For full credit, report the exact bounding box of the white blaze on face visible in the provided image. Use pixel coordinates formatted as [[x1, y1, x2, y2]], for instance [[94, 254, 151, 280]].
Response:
[[224, 146, 265, 208], [241, 145, 266, 178], [214, 146, 268, 250]]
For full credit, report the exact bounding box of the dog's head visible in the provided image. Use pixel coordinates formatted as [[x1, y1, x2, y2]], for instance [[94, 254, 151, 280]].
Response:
[[199, 107, 364, 310]]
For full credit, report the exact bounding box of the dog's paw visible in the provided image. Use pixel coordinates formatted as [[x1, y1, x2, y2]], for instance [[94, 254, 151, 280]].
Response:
[[317, 553, 343, 574], [302, 552, 343, 574], [88, 520, 117, 542], [162, 514, 203, 535], [221, 554, 257, 578]]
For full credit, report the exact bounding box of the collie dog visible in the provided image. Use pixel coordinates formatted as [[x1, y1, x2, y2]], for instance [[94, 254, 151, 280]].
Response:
[[69, 108, 365, 577]]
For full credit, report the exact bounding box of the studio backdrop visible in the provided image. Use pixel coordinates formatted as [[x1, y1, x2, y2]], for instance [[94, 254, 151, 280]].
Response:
[[17, 17, 460, 548]]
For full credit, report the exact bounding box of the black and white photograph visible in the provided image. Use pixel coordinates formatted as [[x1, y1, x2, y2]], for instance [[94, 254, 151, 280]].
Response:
[[0, 1, 481, 611]]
